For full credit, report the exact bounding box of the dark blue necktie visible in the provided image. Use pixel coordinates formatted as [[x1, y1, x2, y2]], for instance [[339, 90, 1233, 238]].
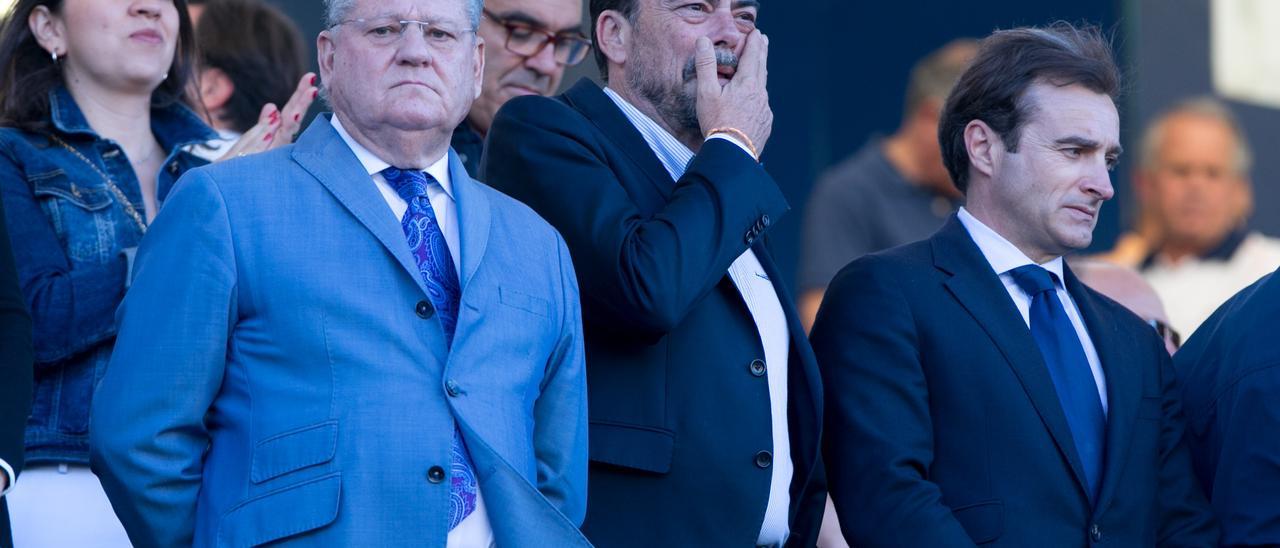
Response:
[[1009, 265, 1106, 499], [382, 167, 477, 529]]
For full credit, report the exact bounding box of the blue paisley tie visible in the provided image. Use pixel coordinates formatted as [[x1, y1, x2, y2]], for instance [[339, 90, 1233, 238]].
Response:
[[382, 166, 478, 529]]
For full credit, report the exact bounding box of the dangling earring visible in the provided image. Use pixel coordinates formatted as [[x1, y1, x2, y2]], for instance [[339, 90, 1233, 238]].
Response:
[[50, 50, 59, 64]]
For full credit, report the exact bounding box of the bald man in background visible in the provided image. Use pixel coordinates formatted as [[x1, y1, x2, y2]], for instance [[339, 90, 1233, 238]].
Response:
[[1072, 260, 1179, 355]]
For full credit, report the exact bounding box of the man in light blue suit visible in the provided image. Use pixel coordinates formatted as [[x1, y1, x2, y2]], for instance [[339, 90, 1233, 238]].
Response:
[[90, 0, 589, 546]]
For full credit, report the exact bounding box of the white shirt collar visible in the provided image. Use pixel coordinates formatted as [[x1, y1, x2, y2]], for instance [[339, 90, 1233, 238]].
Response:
[[330, 114, 454, 200], [957, 207, 1065, 283], [602, 87, 696, 180]]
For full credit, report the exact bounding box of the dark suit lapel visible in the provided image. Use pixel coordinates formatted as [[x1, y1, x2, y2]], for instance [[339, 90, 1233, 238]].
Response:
[[931, 216, 1092, 500], [562, 79, 676, 199], [1064, 266, 1140, 512], [291, 117, 431, 299]]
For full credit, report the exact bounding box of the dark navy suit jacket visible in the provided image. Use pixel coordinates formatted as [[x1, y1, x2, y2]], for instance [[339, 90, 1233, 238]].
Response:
[[483, 79, 825, 547], [0, 194, 32, 548], [812, 216, 1217, 547], [1175, 269, 1280, 547]]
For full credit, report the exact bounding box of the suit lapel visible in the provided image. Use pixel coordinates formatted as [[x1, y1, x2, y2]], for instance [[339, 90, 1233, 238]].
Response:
[[1064, 267, 1140, 512], [449, 150, 490, 291], [562, 79, 676, 199], [931, 217, 1092, 500], [290, 117, 431, 299]]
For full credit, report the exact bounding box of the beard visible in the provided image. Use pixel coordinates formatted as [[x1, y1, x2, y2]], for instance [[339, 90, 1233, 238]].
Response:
[[627, 43, 739, 136]]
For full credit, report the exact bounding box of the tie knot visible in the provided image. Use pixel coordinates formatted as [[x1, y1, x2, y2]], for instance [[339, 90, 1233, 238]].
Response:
[[1008, 264, 1059, 296], [382, 167, 435, 202]]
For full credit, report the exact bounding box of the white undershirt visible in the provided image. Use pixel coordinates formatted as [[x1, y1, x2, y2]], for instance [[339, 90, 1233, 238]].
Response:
[[957, 207, 1108, 413], [332, 116, 494, 547]]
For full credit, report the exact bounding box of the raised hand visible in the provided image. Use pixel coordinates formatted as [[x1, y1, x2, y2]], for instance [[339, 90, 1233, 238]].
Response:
[[694, 31, 772, 157], [217, 72, 319, 161]]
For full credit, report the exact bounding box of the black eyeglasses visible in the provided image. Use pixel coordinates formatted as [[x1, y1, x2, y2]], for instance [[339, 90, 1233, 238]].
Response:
[[481, 9, 592, 66], [1148, 319, 1183, 350]]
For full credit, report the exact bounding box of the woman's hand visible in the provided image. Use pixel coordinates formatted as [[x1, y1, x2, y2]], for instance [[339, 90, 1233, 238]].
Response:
[[217, 72, 319, 161]]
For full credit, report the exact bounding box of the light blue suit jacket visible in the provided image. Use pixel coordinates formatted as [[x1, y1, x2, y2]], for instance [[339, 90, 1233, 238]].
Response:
[[91, 118, 589, 547]]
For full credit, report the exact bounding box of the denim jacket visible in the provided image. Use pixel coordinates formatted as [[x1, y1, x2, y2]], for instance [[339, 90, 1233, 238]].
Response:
[[0, 87, 214, 464]]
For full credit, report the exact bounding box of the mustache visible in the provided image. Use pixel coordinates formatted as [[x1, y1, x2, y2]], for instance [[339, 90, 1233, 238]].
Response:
[[682, 48, 739, 82]]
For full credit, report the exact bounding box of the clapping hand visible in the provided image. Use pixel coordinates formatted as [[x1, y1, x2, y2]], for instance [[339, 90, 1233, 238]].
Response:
[[218, 72, 319, 161]]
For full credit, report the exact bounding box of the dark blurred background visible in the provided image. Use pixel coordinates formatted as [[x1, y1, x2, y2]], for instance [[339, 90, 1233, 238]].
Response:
[[265, 0, 1277, 292]]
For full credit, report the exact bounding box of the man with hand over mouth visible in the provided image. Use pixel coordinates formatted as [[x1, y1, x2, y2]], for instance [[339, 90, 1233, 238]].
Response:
[[483, 0, 826, 545]]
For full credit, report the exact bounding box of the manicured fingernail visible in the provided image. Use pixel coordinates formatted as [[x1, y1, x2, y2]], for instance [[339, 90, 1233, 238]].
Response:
[[264, 133, 273, 142], [310, 74, 317, 85], [312, 89, 319, 99], [270, 112, 279, 123], [294, 113, 301, 122]]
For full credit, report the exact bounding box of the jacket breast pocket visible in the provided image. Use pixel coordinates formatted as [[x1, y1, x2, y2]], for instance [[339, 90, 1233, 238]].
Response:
[[499, 286, 550, 318], [30, 169, 125, 263]]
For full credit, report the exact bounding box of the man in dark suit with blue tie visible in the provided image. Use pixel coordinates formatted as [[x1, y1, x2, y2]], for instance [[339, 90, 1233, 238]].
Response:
[[1173, 271, 1280, 546], [482, 0, 825, 545], [812, 23, 1218, 546]]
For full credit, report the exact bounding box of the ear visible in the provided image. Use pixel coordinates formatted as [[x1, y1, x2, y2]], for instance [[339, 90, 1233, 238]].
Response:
[[596, 10, 631, 70], [317, 30, 337, 93], [198, 68, 235, 113], [963, 119, 1001, 181], [29, 5, 67, 59], [472, 35, 485, 101], [1237, 175, 1254, 222]]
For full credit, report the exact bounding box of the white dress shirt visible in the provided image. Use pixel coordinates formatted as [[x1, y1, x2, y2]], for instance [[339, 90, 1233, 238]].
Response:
[[957, 208, 1108, 413], [604, 88, 793, 546], [332, 116, 494, 547]]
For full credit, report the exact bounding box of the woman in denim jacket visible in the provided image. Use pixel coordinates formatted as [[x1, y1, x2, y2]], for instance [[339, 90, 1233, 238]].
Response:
[[0, 0, 313, 544]]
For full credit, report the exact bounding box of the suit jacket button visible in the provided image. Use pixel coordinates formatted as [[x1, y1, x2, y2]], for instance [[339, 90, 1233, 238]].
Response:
[[761, 214, 771, 227], [446, 379, 461, 397], [749, 359, 767, 377], [427, 466, 446, 483], [744, 230, 755, 245], [1089, 524, 1102, 542], [754, 450, 772, 468], [416, 300, 434, 319]]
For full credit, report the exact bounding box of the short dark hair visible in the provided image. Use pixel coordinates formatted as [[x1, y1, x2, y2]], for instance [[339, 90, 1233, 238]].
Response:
[[589, 0, 639, 82], [938, 22, 1121, 193], [196, 0, 307, 133], [0, 0, 198, 132]]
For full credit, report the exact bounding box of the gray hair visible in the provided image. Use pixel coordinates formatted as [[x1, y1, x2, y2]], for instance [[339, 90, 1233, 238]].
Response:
[[1139, 97, 1253, 175], [903, 39, 979, 118], [323, 0, 483, 29]]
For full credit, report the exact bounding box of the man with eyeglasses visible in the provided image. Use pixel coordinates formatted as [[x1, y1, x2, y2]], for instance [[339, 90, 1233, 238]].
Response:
[[483, 0, 826, 546], [91, 0, 590, 546], [452, 0, 587, 175]]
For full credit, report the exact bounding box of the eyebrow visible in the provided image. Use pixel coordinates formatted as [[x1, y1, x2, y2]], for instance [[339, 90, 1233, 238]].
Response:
[[663, 0, 761, 10], [1055, 136, 1123, 156], [492, 10, 580, 34]]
